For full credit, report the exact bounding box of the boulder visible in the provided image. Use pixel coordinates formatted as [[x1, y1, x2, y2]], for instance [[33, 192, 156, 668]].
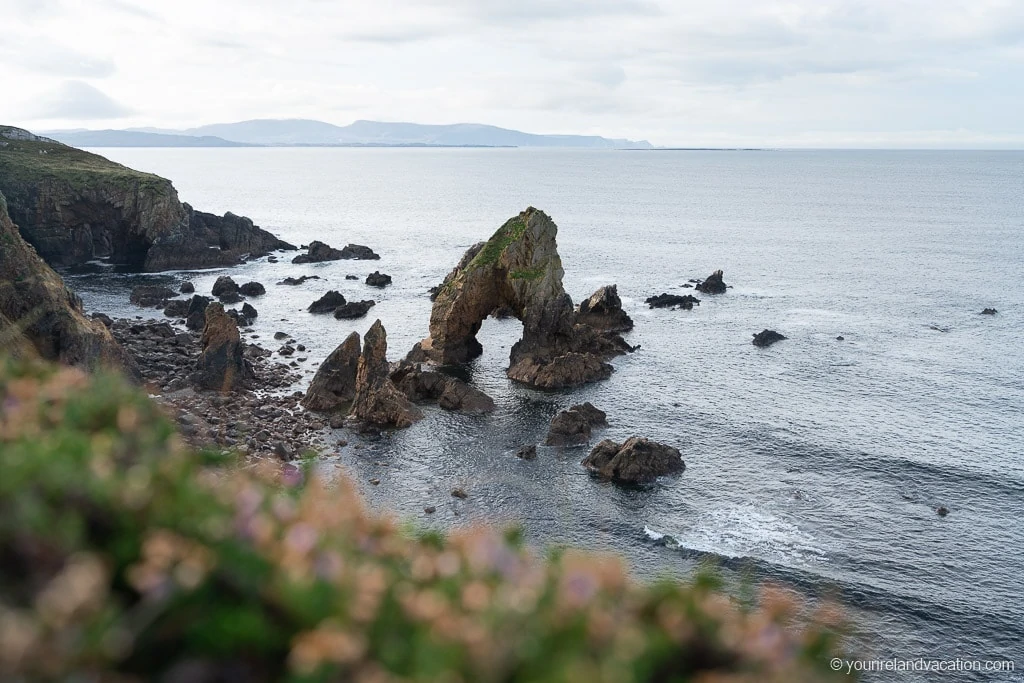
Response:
[[333, 300, 376, 320], [239, 281, 266, 296], [390, 362, 495, 414], [292, 240, 344, 264], [163, 299, 190, 318], [218, 291, 244, 304], [408, 208, 633, 389], [228, 303, 258, 327], [193, 302, 253, 392], [302, 331, 361, 411], [211, 276, 239, 297], [576, 285, 634, 332], [278, 275, 321, 286], [366, 271, 392, 288], [351, 320, 423, 429], [185, 295, 212, 331], [752, 329, 787, 347], [582, 437, 685, 485], [646, 293, 700, 310], [179, 281, 195, 294], [309, 291, 347, 314], [545, 402, 608, 447], [340, 244, 380, 260], [695, 270, 727, 294], [241, 302, 258, 321], [130, 285, 176, 308]]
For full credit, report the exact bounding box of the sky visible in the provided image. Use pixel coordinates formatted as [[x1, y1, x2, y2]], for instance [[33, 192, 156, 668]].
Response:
[[2, 0, 1024, 148]]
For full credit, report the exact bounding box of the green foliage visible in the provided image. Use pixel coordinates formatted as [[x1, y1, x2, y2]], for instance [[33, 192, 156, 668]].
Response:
[[0, 357, 850, 682], [469, 216, 528, 269], [510, 266, 545, 281]]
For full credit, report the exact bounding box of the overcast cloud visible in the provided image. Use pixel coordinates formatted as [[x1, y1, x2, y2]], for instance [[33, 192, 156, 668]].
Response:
[[2, 0, 1023, 147]]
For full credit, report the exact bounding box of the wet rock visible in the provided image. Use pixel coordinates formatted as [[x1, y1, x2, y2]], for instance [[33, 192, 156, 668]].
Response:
[[351, 320, 423, 429], [239, 281, 266, 296], [752, 329, 787, 347], [937, 506, 949, 517], [180, 281, 195, 294], [582, 437, 685, 485], [211, 276, 239, 298], [340, 244, 380, 260], [390, 362, 495, 414], [218, 291, 244, 305], [345, 275, 359, 281], [292, 240, 344, 264], [163, 299, 190, 318], [836, 336, 845, 341], [91, 312, 113, 328], [334, 300, 376, 320], [981, 308, 997, 315], [130, 285, 176, 308], [695, 270, 727, 294], [274, 331, 290, 340], [545, 402, 607, 447], [451, 487, 468, 499], [302, 331, 361, 411], [576, 285, 634, 332], [645, 293, 700, 310], [408, 208, 633, 390], [279, 345, 295, 357], [193, 302, 253, 392], [515, 444, 538, 460], [366, 271, 392, 288], [309, 290, 347, 314], [241, 302, 258, 322], [278, 275, 321, 286], [424, 506, 436, 514], [185, 295, 212, 331]]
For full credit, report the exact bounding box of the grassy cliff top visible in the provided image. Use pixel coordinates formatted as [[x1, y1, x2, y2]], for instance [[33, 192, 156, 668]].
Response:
[[0, 125, 171, 194]]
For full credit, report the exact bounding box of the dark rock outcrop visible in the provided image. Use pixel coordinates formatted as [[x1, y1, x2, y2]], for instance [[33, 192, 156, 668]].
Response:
[[695, 270, 727, 294], [278, 275, 321, 286], [582, 437, 685, 485], [340, 244, 380, 260], [408, 208, 633, 389], [228, 303, 258, 327], [301, 331, 361, 411], [334, 300, 376, 320], [545, 402, 608, 447], [390, 362, 495, 414], [646, 293, 700, 310], [239, 281, 266, 296], [211, 276, 239, 298], [193, 302, 252, 392], [292, 241, 344, 264], [179, 281, 195, 294], [162, 299, 190, 318], [130, 285, 176, 308], [185, 295, 212, 331], [352, 320, 423, 429], [366, 271, 392, 288], [981, 308, 997, 315], [752, 329, 787, 347], [576, 285, 633, 332], [308, 291, 347, 314], [0, 189, 133, 372]]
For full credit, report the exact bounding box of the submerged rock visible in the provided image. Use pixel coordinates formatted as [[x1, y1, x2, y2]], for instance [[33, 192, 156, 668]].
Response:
[[515, 444, 538, 460], [646, 293, 700, 310], [278, 275, 322, 286], [193, 302, 253, 392], [366, 271, 392, 288], [351, 320, 423, 429], [408, 208, 633, 389], [577, 285, 634, 332], [545, 402, 608, 447], [130, 285, 176, 308], [981, 308, 997, 315], [582, 437, 685, 485], [334, 300, 376, 320], [695, 270, 727, 294], [752, 329, 787, 347], [309, 291, 348, 314], [302, 331, 361, 411]]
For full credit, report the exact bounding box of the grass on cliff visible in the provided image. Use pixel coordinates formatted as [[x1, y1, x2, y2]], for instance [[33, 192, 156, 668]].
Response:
[[0, 135, 170, 195], [469, 216, 529, 270], [0, 356, 850, 682]]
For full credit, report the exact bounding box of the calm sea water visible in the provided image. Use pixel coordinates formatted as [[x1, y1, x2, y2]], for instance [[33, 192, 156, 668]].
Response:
[[70, 148, 1024, 681]]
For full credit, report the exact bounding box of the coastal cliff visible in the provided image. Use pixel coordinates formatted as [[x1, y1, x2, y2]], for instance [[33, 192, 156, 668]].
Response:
[[0, 189, 134, 372], [0, 126, 294, 271]]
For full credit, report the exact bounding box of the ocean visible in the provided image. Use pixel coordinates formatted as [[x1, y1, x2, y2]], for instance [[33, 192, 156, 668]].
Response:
[[68, 148, 1024, 681]]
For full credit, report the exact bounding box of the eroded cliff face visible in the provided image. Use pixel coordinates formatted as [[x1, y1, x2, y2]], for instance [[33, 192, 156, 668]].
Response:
[[0, 190, 134, 372], [0, 126, 294, 271], [409, 207, 633, 389]]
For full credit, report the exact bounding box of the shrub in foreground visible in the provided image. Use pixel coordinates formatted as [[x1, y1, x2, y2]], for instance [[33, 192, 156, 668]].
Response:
[[0, 358, 849, 682]]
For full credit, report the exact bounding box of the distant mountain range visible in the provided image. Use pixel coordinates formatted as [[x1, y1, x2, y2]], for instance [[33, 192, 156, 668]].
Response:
[[43, 119, 653, 149]]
